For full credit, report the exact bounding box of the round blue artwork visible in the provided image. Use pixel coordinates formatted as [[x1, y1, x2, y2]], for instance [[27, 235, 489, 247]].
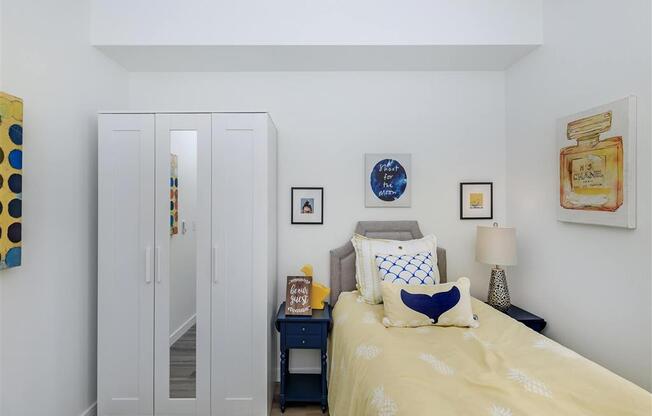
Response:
[[370, 159, 407, 202]]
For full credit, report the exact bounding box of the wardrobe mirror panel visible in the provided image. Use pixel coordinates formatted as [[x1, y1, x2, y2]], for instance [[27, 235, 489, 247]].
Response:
[[169, 130, 198, 399]]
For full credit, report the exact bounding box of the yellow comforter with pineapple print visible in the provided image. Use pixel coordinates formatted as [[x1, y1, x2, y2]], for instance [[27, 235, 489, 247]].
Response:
[[328, 292, 650, 416]]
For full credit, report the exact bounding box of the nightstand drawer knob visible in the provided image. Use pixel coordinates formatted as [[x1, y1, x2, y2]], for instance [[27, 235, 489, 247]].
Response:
[[301, 327, 306, 332], [301, 339, 306, 344]]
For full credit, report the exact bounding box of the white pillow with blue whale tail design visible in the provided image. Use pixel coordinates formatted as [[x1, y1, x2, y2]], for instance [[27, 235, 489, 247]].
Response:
[[375, 252, 436, 285], [351, 234, 440, 304], [381, 278, 478, 328]]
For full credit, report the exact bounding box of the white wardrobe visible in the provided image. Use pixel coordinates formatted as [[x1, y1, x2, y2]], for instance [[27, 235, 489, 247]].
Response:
[[97, 112, 277, 416]]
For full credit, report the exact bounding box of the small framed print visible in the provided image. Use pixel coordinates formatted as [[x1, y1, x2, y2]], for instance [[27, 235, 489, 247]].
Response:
[[291, 187, 324, 224], [460, 182, 493, 220]]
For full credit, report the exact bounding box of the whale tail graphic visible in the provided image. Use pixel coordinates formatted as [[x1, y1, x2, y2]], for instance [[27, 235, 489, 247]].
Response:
[[400, 286, 460, 324]]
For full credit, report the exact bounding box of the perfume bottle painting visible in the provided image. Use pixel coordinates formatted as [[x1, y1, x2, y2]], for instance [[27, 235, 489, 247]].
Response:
[[559, 111, 623, 212], [556, 97, 636, 229]]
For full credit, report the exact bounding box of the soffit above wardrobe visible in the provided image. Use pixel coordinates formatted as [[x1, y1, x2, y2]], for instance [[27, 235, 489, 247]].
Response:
[[96, 45, 539, 71]]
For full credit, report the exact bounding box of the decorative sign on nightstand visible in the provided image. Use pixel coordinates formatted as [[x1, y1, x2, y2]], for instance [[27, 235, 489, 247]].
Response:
[[285, 276, 313, 316]]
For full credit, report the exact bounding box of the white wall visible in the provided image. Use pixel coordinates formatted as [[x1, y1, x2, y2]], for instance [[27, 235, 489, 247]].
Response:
[[170, 132, 198, 341], [0, 1, 128, 415], [0, 0, 2, 83], [506, 0, 651, 390], [129, 70, 507, 372], [0, 0, 3, 410], [91, 0, 542, 46]]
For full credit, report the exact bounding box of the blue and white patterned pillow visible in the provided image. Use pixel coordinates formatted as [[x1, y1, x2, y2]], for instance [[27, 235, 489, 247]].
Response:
[[375, 252, 436, 285]]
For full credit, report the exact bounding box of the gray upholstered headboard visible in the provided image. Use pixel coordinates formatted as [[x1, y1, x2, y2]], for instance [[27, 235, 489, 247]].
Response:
[[329, 221, 447, 304]]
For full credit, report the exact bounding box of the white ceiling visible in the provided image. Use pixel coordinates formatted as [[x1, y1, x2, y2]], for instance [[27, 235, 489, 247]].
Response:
[[91, 0, 543, 46], [93, 0, 542, 72]]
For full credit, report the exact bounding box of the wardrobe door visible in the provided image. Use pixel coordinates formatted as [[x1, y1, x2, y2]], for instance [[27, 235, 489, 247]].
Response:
[[154, 114, 212, 416], [98, 114, 155, 416], [211, 113, 271, 416]]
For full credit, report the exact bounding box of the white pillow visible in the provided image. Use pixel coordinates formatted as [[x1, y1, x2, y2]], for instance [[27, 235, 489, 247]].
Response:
[[351, 233, 440, 304], [375, 252, 436, 285], [381, 277, 478, 328]]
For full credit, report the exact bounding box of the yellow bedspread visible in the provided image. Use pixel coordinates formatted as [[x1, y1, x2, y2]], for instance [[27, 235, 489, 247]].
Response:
[[328, 292, 651, 416]]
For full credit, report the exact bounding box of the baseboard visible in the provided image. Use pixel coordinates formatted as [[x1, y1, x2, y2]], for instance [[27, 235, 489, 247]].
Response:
[[80, 402, 97, 416], [170, 314, 196, 346]]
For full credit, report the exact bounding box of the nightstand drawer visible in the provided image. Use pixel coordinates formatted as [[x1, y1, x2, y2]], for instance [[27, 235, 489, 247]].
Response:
[[286, 334, 322, 348], [286, 323, 321, 336]]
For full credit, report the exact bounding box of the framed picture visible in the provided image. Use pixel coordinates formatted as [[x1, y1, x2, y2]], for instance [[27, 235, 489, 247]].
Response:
[[460, 182, 493, 220], [557, 97, 636, 228], [285, 276, 313, 316], [365, 153, 411, 207], [291, 187, 324, 224]]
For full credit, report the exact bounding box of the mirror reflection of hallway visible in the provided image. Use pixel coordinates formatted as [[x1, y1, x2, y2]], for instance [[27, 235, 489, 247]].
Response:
[[169, 131, 198, 399]]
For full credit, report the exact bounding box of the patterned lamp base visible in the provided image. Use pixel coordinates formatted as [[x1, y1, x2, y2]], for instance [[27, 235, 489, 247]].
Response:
[[487, 268, 511, 312]]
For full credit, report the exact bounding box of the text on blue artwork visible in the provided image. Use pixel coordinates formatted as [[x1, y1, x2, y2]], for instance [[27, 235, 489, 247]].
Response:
[[370, 159, 407, 202]]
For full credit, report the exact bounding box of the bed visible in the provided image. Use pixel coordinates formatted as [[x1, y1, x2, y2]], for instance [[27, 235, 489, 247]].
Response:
[[327, 221, 650, 416]]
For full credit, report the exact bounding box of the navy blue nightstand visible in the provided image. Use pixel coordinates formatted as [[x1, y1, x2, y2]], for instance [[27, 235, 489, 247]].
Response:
[[502, 304, 547, 333], [275, 302, 332, 413]]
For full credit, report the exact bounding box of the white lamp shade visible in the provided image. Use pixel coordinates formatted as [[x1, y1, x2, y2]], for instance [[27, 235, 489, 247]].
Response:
[[475, 225, 517, 266]]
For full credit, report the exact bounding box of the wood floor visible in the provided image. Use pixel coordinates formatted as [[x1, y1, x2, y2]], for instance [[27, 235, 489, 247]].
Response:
[[169, 328, 326, 414], [270, 384, 329, 416], [170, 324, 196, 398]]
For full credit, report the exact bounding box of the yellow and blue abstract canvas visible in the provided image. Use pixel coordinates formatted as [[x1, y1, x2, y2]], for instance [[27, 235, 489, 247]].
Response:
[[0, 92, 22, 269]]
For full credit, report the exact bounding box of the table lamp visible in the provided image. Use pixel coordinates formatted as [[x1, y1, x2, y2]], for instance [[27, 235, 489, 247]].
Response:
[[476, 223, 517, 311]]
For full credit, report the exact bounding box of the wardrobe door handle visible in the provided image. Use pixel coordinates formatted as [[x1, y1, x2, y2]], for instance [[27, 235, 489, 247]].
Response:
[[155, 246, 161, 284], [212, 246, 218, 284], [145, 247, 152, 284]]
